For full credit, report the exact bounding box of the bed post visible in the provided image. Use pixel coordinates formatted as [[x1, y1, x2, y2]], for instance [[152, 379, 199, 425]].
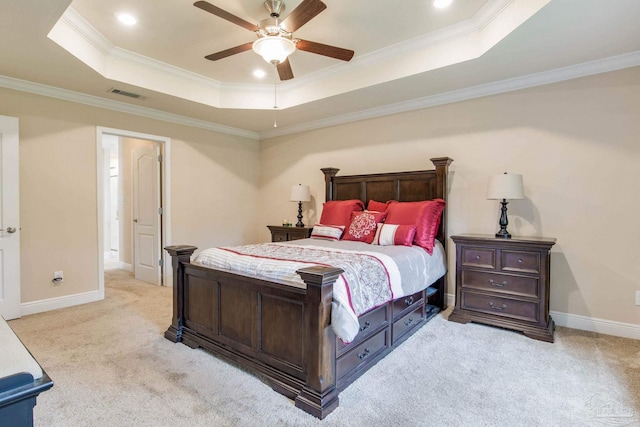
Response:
[[321, 168, 340, 202], [430, 157, 453, 309], [294, 266, 343, 419], [164, 245, 197, 343]]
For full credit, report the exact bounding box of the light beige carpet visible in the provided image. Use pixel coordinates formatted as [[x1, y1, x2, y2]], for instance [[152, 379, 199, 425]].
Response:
[[8, 269, 640, 427]]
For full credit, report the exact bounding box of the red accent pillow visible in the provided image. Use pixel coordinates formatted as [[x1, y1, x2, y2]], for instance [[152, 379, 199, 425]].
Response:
[[367, 200, 394, 212], [385, 199, 446, 254], [319, 199, 364, 227], [372, 224, 417, 246], [343, 211, 387, 243]]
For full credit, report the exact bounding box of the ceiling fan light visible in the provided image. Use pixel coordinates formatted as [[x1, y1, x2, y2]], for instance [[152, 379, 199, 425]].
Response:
[[252, 36, 296, 65]]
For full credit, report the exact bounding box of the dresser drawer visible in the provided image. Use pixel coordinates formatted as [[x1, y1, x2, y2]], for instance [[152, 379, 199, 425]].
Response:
[[461, 270, 539, 298], [392, 290, 423, 319], [501, 250, 540, 274], [461, 247, 496, 269], [271, 232, 287, 242], [336, 329, 389, 380], [461, 291, 539, 323], [392, 305, 424, 343], [337, 305, 388, 353]]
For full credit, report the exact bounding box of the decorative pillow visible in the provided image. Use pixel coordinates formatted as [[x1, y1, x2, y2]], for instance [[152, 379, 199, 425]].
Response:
[[385, 199, 446, 254], [310, 224, 345, 241], [372, 224, 417, 246], [319, 199, 364, 227], [342, 211, 387, 243], [367, 200, 394, 212]]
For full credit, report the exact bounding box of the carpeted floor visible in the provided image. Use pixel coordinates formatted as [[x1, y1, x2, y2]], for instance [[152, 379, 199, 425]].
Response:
[[8, 269, 640, 427]]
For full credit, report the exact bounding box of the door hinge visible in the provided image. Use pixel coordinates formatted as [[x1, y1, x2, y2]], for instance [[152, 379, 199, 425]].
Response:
[[159, 259, 163, 267], [158, 207, 163, 215], [158, 154, 163, 162]]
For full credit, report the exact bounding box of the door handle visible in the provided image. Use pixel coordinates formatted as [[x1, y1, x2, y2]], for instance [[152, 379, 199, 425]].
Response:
[[0, 227, 16, 233]]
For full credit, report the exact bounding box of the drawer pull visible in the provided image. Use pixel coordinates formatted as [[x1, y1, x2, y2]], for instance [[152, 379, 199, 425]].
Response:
[[518, 259, 523, 264], [404, 296, 414, 306], [476, 255, 481, 260], [488, 301, 507, 311], [359, 320, 371, 332], [488, 279, 508, 287], [357, 348, 370, 359], [404, 317, 414, 327]]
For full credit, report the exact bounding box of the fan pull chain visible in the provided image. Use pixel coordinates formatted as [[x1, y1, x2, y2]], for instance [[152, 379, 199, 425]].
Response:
[[273, 64, 278, 128]]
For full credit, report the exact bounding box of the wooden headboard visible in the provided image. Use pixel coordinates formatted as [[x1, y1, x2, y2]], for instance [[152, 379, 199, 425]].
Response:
[[321, 157, 453, 247]]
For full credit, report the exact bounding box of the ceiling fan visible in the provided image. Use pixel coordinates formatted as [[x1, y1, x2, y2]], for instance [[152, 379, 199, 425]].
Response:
[[194, 0, 355, 81]]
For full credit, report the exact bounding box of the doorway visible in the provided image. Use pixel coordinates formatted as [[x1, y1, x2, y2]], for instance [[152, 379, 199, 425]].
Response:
[[97, 127, 171, 293]]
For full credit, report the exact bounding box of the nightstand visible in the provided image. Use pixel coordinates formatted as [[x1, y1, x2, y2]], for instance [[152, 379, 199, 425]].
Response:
[[267, 225, 313, 242], [448, 234, 556, 342]]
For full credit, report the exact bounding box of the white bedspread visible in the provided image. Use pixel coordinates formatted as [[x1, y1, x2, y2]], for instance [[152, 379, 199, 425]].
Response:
[[194, 239, 446, 342]]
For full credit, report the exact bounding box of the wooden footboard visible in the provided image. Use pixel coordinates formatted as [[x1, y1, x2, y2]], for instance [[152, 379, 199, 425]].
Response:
[[164, 245, 343, 419]]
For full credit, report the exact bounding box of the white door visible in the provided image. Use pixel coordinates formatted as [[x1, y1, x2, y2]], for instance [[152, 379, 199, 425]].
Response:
[[133, 143, 161, 285], [0, 116, 20, 319]]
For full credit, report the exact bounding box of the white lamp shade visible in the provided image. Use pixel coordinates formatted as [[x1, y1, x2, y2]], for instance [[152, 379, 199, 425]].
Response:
[[487, 173, 524, 200], [290, 184, 310, 202], [252, 36, 296, 64]]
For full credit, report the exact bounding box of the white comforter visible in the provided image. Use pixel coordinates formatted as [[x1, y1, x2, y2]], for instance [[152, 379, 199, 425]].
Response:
[[194, 239, 446, 342]]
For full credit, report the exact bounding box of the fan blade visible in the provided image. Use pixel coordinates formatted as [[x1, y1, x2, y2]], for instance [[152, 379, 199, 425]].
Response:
[[296, 40, 354, 61], [205, 42, 254, 61], [277, 59, 294, 81], [280, 0, 326, 33], [194, 1, 258, 32]]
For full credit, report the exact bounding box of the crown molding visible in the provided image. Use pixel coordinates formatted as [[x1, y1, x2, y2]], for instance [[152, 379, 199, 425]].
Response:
[[0, 74, 260, 140], [259, 50, 640, 139]]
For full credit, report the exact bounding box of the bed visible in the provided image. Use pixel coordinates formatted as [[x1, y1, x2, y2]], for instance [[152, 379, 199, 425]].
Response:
[[164, 157, 453, 419]]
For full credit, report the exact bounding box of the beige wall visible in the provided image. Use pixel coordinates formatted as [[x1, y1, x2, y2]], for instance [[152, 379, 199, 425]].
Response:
[[259, 67, 640, 326], [0, 87, 260, 304]]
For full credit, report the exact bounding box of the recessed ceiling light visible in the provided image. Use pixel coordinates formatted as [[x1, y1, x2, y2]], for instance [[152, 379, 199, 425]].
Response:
[[433, 0, 453, 9], [116, 12, 137, 26], [253, 69, 267, 79]]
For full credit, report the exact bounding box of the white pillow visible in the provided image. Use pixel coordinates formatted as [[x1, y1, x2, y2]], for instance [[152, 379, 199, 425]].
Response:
[[310, 224, 345, 241]]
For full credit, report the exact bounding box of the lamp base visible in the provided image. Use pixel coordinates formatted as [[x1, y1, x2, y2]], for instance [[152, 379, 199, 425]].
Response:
[[295, 201, 305, 227], [495, 199, 512, 239], [495, 230, 512, 239]]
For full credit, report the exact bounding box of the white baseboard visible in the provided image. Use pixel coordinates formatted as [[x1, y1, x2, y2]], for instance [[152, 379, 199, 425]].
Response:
[[445, 293, 639, 340], [21, 290, 103, 317], [551, 311, 640, 340]]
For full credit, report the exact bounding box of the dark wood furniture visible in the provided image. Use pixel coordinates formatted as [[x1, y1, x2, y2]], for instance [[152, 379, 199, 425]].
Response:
[[448, 234, 556, 342], [164, 157, 452, 419], [267, 225, 313, 242]]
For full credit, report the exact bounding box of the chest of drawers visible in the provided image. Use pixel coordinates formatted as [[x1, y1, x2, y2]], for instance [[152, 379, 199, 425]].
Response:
[[448, 234, 556, 342]]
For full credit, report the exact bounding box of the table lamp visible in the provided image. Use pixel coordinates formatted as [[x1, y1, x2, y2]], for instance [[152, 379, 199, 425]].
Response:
[[290, 184, 311, 227], [487, 173, 524, 238]]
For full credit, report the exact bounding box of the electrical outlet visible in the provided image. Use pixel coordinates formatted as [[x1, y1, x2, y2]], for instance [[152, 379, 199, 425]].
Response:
[[52, 271, 63, 285], [636, 290, 640, 306]]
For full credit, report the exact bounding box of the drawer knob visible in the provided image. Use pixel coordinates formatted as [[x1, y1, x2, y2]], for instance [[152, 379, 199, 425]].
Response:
[[488, 301, 507, 311], [358, 348, 371, 359], [518, 259, 523, 264], [404, 296, 414, 306], [359, 320, 371, 332], [488, 279, 507, 287], [475, 255, 481, 260], [404, 317, 414, 327]]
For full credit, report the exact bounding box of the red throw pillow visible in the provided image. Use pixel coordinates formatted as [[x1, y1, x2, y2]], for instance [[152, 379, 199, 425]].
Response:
[[367, 200, 394, 212], [319, 200, 364, 228], [372, 224, 417, 246], [385, 199, 446, 254], [343, 211, 387, 243]]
